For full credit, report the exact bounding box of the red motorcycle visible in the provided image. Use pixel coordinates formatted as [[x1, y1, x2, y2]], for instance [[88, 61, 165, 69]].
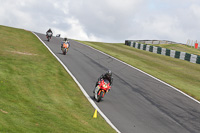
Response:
[[93, 79, 111, 102]]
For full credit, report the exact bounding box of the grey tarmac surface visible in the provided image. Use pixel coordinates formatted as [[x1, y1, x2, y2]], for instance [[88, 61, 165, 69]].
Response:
[[35, 33, 200, 133]]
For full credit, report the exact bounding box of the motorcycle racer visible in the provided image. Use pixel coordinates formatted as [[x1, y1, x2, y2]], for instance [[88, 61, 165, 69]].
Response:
[[46, 28, 53, 42], [61, 37, 70, 50], [46, 28, 53, 35], [93, 70, 113, 93]]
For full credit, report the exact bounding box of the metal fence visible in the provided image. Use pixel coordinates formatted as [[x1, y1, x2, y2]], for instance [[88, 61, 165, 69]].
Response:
[[125, 40, 200, 64]]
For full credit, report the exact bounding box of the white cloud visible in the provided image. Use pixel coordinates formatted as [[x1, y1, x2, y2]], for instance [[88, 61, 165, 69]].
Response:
[[65, 17, 102, 41], [0, 0, 200, 43]]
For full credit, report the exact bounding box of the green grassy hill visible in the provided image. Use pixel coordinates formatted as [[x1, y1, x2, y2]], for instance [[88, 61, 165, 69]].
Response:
[[0, 25, 116, 133]]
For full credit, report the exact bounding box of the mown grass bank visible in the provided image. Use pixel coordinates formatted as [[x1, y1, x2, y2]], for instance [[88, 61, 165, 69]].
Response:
[[76, 41, 200, 101], [0, 25, 116, 133]]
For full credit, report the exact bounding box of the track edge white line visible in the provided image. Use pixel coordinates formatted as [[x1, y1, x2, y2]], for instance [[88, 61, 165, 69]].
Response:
[[32, 32, 121, 133], [75, 40, 200, 104]]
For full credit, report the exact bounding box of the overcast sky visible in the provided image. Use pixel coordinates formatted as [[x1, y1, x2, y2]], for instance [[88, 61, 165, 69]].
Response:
[[1, 0, 200, 43]]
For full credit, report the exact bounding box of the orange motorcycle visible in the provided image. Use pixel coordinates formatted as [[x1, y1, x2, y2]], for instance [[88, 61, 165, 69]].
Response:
[[61, 42, 69, 55]]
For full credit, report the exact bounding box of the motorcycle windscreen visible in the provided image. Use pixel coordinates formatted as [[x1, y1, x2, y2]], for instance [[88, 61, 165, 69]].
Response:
[[104, 79, 109, 84], [47, 32, 52, 36]]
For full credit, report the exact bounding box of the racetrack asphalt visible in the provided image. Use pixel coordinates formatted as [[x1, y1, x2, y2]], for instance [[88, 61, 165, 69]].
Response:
[[35, 33, 200, 133]]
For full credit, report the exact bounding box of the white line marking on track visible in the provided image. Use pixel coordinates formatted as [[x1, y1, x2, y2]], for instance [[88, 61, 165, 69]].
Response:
[[75, 41, 200, 104], [32, 32, 121, 133]]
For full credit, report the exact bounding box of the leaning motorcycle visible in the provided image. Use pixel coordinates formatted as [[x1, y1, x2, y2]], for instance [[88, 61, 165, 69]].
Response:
[[93, 79, 111, 102], [61, 42, 69, 55], [46, 32, 52, 42]]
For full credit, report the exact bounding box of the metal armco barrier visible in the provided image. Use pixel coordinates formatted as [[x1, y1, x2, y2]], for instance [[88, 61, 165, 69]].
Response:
[[125, 40, 200, 64]]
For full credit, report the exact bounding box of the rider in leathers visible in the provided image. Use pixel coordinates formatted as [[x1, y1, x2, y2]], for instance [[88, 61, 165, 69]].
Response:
[[93, 70, 113, 93], [46, 28, 53, 36], [61, 37, 70, 50]]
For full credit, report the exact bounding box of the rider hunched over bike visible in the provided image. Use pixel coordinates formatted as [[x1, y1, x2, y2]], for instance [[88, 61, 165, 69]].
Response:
[[94, 70, 113, 93], [61, 37, 70, 50], [46, 28, 53, 35]]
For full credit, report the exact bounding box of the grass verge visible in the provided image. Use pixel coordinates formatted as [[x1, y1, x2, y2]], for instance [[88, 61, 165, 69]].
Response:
[[0, 25, 116, 133], [76, 41, 200, 101]]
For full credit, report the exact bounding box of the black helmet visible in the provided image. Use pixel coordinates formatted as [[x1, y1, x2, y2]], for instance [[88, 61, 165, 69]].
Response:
[[105, 70, 112, 78], [64, 37, 67, 41]]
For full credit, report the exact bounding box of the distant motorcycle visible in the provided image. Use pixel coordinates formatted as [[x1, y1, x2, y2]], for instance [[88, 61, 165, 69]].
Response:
[[61, 42, 69, 55], [93, 79, 111, 102], [46, 32, 53, 42]]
